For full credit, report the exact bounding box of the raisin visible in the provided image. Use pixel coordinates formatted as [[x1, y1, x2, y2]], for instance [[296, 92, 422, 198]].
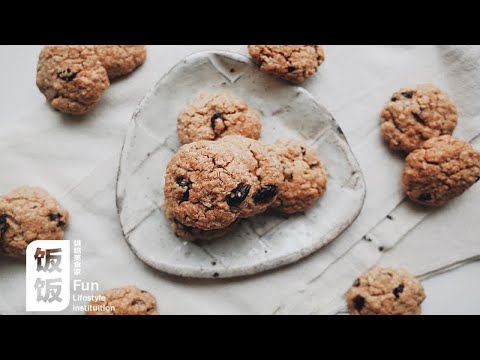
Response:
[[58, 221, 66, 228], [402, 91, 413, 99], [211, 113, 224, 130], [353, 278, 360, 287], [253, 185, 278, 204], [390, 96, 398, 102], [176, 177, 192, 201], [226, 183, 251, 207], [287, 66, 296, 73], [0, 214, 9, 240], [57, 68, 77, 82], [230, 68, 235, 73], [353, 295, 365, 311], [131, 299, 145, 306], [48, 213, 62, 221], [475, 176, 480, 183], [393, 284, 405, 299], [140, 290, 147, 293], [418, 193, 432, 202], [412, 112, 424, 124]]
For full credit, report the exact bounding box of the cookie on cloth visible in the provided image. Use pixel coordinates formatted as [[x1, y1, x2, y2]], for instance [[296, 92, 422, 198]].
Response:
[[86, 287, 158, 315], [346, 267, 426, 315], [381, 84, 458, 153], [248, 45, 325, 84], [402, 135, 480, 207], [0, 186, 69, 259], [94, 45, 147, 79]]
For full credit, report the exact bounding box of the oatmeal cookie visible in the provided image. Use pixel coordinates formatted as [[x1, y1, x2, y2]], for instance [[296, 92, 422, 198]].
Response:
[[0, 186, 69, 259], [346, 267, 426, 315], [248, 45, 325, 84], [94, 45, 146, 79], [177, 93, 261, 144], [381, 84, 458, 153], [36, 45, 110, 115], [273, 139, 327, 214], [86, 287, 158, 315], [402, 135, 480, 207]]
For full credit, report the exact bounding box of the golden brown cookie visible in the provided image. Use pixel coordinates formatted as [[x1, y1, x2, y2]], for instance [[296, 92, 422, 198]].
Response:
[[94, 45, 147, 79], [402, 135, 480, 207], [346, 267, 426, 315], [36, 45, 110, 115], [0, 186, 69, 259], [86, 287, 158, 315], [381, 84, 458, 153], [272, 139, 327, 214], [177, 93, 262, 144], [248, 45, 325, 84]]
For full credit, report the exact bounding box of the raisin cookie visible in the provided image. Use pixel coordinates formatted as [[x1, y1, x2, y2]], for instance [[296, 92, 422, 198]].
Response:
[[177, 93, 262, 144], [346, 267, 426, 315], [94, 45, 147, 79], [164, 139, 282, 230], [164, 204, 237, 241], [402, 135, 480, 207], [248, 45, 325, 84], [86, 287, 158, 315], [36, 45, 110, 115], [381, 84, 458, 153], [0, 186, 69, 259], [272, 139, 327, 214]]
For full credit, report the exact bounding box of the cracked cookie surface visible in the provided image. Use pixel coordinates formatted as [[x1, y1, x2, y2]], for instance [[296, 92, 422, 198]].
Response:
[[164, 204, 237, 241], [94, 45, 146, 79], [86, 287, 158, 315], [273, 139, 327, 214], [177, 93, 261, 144], [381, 84, 458, 153], [0, 186, 69, 259], [36, 45, 110, 115], [346, 266, 425, 315], [248, 45, 325, 84], [402, 135, 480, 207]]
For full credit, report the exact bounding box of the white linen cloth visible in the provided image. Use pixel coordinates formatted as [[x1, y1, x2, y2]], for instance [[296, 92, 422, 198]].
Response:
[[0, 45, 479, 314]]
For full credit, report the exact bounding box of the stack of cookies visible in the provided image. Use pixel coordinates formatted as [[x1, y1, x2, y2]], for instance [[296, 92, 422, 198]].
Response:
[[380, 84, 480, 207], [164, 93, 328, 241]]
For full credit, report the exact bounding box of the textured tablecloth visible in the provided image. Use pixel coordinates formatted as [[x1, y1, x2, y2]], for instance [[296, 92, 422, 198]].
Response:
[[0, 45, 479, 314]]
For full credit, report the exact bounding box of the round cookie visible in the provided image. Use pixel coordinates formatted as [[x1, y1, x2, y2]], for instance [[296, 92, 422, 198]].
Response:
[[220, 135, 284, 217], [86, 287, 158, 315], [94, 45, 147, 79], [272, 139, 327, 215], [36, 45, 110, 115], [346, 267, 426, 315], [164, 204, 237, 241], [164, 139, 282, 230], [248, 45, 325, 84], [177, 93, 262, 144], [402, 135, 480, 207], [0, 186, 69, 259], [381, 84, 458, 153]]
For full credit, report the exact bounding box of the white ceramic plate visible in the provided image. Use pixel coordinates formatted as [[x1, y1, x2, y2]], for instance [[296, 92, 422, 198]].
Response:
[[116, 51, 366, 279]]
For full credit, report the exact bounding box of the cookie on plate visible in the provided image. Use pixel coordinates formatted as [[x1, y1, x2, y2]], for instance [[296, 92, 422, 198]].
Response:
[[346, 266, 426, 315], [164, 204, 237, 241], [272, 139, 327, 214], [94, 45, 147, 79], [86, 287, 158, 315], [402, 135, 480, 207], [0, 186, 69, 259], [248, 45, 325, 84], [177, 93, 261, 144], [36, 45, 110, 115], [381, 84, 458, 153]]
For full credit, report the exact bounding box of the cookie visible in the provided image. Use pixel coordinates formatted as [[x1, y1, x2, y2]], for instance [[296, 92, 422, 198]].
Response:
[[381, 84, 458, 153], [402, 135, 480, 207], [94, 45, 147, 79], [272, 139, 327, 214], [164, 139, 282, 230], [164, 204, 237, 241], [36, 45, 110, 115], [0, 186, 69, 259], [86, 287, 158, 315], [220, 135, 284, 217], [248, 45, 325, 84], [177, 93, 262, 144], [346, 267, 426, 315]]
